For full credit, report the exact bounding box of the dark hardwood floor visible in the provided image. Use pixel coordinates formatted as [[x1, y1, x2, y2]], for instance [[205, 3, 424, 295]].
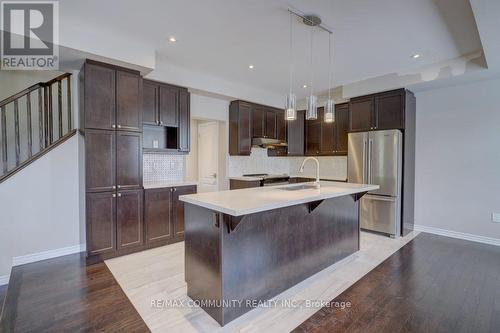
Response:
[[293, 233, 500, 333], [0, 253, 149, 333]]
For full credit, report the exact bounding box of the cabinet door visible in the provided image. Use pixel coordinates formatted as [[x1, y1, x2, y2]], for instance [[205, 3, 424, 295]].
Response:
[[84, 63, 115, 130], [276, 110, 286, 141], [375, 91, 404, 130], [116, 189, 143, 250], [116, 70, 142, 131], [264, 109, 277, 139], [334, 103, 349, 154], [86, 191, 116, 255], [349, 96, 374, 131], [159, 85, 178, 126], [142, 80, 158, 125], [172, 185, 197, 238], [116, 131, 142, 190], [145, 188, 172, 243], [85, 129, 115, 192], [178, 89, 190, 152], [319, 108, 335, 155], [305, 117, 321, 155], [287, 110, 304, 156], [252, 106, 265, 138], [238, 102, 252, 154]]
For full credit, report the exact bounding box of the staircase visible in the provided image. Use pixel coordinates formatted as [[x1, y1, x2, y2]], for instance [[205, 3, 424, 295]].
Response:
[[0, 73, 76, 183]]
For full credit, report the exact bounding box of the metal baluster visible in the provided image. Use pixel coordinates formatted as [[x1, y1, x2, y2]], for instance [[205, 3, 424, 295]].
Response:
[[67, 77, 72, 131], [44, 86, 49, 148], [26, 92, 33, 158], [14, 100, 20, 166], [58, 80, 63, 138], [1, 106, 7, 174], [48, 85, 53, 144], [38, 88, 44, 150]]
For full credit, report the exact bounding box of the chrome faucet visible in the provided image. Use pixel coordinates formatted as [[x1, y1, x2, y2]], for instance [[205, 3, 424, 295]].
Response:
[[299, 157, 320, 188]]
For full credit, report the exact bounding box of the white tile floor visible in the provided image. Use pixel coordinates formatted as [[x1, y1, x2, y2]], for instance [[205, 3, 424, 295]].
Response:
[[105, 231, 419, 333]]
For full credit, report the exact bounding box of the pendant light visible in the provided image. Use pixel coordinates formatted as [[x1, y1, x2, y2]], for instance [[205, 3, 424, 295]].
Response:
[[324, 32, 335, 123], [285, 11, 297, 121], [305, 24, 317, 120]]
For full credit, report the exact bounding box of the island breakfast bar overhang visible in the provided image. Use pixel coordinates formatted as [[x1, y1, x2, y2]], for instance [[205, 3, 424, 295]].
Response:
[[180, 181, 379, 326]]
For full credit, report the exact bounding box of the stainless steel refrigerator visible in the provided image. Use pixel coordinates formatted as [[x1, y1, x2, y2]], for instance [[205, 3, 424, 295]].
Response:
[[348, 130, 403, 237]]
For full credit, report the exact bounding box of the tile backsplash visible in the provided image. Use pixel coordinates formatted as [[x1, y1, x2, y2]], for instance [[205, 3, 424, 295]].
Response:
[[228, 147, 347, 180], [143, 153, 185, 183]]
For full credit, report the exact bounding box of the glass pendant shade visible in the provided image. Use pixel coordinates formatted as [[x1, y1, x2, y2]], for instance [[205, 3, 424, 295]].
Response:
[[285, 93, 297, 120], [324, 99, 335, 123], [306, 95, 318, 120]]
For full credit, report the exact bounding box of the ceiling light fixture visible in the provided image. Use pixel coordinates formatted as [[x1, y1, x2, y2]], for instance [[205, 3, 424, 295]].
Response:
[[303, 84, 308, 88], [285, 11, 297, 121], [412, 54, 421, 59], [324, 32, 335, 123], [248, 64, 254, 69], [169, 37, 177, 43]]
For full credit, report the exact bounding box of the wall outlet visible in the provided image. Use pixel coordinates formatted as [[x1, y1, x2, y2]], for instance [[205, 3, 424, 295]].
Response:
[[492, 213, 500, 223]]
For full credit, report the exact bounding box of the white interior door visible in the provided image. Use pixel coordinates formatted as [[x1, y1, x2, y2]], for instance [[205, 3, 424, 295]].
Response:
[[198, 121, 219, 193]]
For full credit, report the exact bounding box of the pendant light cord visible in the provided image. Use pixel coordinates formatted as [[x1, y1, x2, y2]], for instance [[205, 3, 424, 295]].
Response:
[[309, 25, 314, 96], [328, 32, 332, 101], [289, 12, 293, 96]]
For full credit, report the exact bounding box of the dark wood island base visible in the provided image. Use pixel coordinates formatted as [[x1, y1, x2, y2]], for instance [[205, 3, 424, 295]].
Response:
[[184, 194, 362, 326]]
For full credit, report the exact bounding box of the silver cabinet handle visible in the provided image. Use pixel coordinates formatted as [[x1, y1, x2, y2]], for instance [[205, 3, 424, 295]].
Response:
[[111, 124, 116, 129], [112, 185, 116, 190], [118, 193, 122, 197], [112, 193, 116, 198], [117, 185, 121, 189], [117, 124, 122, 129]]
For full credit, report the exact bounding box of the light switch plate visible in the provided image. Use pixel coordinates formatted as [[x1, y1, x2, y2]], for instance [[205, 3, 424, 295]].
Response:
[[492, 213, 500, 223]]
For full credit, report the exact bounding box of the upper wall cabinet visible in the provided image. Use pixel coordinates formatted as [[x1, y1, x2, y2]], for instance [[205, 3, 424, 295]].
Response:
[[142, 79, 190, 153], [252, 105, 280, 139], [286, 110, 305, 156], [83, 61, 142, 132], [229, 101, 252, 155], [349, 89, 407, 132], [305, 105, 349, 156]]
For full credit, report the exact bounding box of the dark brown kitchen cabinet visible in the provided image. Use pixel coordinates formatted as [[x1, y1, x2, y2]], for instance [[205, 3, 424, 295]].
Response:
[[116, 189, 143, 250], [178, 89, 190, 152], [116, 131, 142, 190], [159, 85, 179, 127], [86, 191, 116, 256], [349, 89, 406, 131], [116, 70, 142, 131], [334, 103, 349, 154], [287, 110, 305, 156], [144, 188, 172, 243], [252, 105, 265, 138], [142, 80, 158, 125], [83, 63, 115, 130], [229, 101, 252, 155], [320, 108, 335, 154], [264, 109, 277, 139], [172, 185, 196, 237], [305, 115, 321, 155], [83, 60, 141, 132], [349, 96, 374, 132], [144, 185, 196, 244], [85, 129, 115, 192], [276, 110, 286, 141]]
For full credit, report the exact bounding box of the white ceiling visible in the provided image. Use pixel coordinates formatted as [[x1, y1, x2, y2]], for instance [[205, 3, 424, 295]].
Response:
[[60, 0, 483, 98]]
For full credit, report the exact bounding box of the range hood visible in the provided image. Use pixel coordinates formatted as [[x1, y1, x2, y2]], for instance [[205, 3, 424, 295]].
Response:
[[252, 137, 287, 148]]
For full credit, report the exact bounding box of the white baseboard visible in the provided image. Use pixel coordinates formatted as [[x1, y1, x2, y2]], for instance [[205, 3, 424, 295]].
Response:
[[12, 243, 86, 267], [0, 274, 9, 286], [414, 224, 500, 247]]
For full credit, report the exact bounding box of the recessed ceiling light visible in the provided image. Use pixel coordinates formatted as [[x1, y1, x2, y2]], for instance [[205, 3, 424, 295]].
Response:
[[412, 54, 421, 59], [169, 37, 177, 43], [248, 64, 254, 69], [303, 84, 308, 88]]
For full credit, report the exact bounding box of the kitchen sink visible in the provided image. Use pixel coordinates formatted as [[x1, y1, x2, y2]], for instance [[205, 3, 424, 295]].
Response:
[[278, 184, 319, 191]]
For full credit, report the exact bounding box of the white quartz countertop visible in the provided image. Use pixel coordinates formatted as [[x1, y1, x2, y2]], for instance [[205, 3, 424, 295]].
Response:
[[229, 176, 264, 181], [180, 181, 379, 216], [143, 181, 198, 189]]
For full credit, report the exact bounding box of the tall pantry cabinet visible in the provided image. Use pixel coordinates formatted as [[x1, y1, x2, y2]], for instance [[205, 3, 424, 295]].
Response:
[[81, 60, 143, 261]]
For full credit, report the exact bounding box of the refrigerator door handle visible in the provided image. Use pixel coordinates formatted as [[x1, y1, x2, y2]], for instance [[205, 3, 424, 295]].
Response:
[[363, 139, 367, 183], [368, 138, 373, 184]]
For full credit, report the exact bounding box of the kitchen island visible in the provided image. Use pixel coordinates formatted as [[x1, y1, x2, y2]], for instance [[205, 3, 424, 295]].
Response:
[[180, 181, 378, 326]]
